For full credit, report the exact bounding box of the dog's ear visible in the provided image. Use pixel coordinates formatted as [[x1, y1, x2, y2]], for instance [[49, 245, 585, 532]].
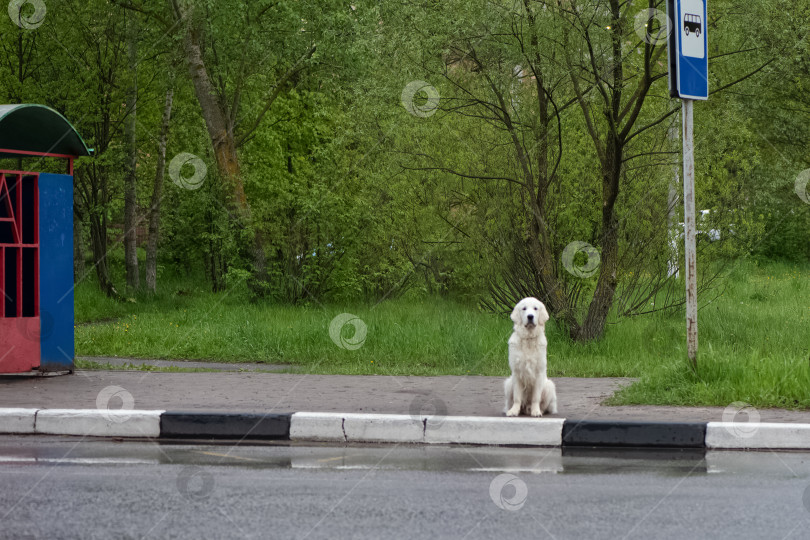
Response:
[[538, 302, 550, 325], [510, 300, 523, 324]]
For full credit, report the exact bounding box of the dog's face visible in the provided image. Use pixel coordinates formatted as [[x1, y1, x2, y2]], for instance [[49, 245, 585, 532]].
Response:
[[510, 297, 549, 332]]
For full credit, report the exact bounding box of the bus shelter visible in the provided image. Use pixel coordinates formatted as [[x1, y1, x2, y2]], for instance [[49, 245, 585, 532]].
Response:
[[0, 104, 91, 374]]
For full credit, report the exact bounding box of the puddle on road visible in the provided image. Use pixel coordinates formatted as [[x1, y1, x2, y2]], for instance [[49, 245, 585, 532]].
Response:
[[0, 437, 806, 477]]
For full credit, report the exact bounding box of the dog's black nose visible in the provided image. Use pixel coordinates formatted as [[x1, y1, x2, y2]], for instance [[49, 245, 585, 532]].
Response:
[[527, 314, 534, 321]]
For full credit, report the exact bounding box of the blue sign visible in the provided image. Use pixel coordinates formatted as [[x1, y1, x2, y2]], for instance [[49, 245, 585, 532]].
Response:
[[667, 0, 708, 100]]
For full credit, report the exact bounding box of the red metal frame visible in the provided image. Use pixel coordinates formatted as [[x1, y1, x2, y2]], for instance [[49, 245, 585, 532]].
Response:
[[0, 168, 41, 175], [0, 148, 74, 175], [0, 148, 76, 160], [0, 172, 39, 317], [0, 170, 41, 373], [33, 175, 39, 312]]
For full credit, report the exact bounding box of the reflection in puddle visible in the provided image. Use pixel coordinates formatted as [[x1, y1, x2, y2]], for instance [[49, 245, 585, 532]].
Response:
[[0, 439, 808, 479]]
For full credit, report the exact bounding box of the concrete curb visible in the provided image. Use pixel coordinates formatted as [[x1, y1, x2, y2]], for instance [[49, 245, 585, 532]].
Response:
[[1, 409, 809, 449], [0, 408, 38, 434], [36, 409, 163, 438], [563, 420, 706, 448], [705, 422, 810, 449], [289, 413, 565, 446], [161, 412, 291, 440], [425, 416, 564, 446]]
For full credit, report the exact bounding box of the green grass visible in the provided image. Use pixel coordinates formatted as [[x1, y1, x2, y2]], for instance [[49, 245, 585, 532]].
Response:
[[74, 260, 810, 409], [77, 296, 511, 376], [608, 261, 810, 410]]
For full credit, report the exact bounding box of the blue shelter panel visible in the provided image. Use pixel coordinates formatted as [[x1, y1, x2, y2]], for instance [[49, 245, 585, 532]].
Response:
[[38, 173, 74, 371]]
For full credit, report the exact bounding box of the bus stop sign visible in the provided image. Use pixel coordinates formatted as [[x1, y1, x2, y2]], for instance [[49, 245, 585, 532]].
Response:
[[667, 0, 708, 100]]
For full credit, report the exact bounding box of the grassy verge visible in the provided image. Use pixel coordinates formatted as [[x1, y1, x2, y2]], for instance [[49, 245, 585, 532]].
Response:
[[75, 260, 810, 409], [608, 261, 810, 409]]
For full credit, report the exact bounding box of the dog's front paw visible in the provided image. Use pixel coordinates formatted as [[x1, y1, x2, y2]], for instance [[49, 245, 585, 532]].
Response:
[[530, 406, 542, 417], [506, 405, 521, 417]]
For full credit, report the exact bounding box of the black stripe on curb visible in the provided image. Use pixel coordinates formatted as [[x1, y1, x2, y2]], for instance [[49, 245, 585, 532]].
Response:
[[562, 420, 706, 448], [160, 412, 292, 440]]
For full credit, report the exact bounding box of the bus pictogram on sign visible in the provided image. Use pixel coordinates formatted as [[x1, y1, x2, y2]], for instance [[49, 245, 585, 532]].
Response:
[[683, 13, 702, 37]]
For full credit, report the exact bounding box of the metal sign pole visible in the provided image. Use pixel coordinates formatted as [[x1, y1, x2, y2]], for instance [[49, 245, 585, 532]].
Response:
[[669, 0, 706, 368], [682, 98, 698, 368]]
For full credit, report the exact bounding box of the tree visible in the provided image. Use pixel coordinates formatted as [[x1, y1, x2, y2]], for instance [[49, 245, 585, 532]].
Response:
[[115, 0, 344, 292], [145, 79, 174, 293], [559, 0, 672, 339], [44, 0, 132, 299], [124, 10, 139, 291], [385, 0, 765, 341]]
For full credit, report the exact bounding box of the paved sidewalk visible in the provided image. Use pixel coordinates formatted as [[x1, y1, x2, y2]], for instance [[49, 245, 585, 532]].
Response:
[[2, 370, 810, 423]]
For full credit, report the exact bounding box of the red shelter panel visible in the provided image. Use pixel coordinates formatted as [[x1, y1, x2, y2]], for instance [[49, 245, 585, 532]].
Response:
[[0, 171, 39, 372]]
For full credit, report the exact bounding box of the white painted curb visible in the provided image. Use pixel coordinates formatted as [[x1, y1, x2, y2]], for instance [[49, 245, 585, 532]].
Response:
[[424, 416, 564, 446], [344, 413, 425, 443], [290, 412, 346, 442], [291, 412, 564, 446], [35, 409, 164, 438], [0, 408, 37, 434], [291, 413, 425, 443], [706, 422, 810, 449]]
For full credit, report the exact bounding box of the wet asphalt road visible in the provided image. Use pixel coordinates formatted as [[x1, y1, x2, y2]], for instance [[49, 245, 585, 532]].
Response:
[[0, 436, 809, 540]]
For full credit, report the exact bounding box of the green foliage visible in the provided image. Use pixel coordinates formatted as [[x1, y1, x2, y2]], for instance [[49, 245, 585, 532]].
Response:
[[0, 0, 805, 310]]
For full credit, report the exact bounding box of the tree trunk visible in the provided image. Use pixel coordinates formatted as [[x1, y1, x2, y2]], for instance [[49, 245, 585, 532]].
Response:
[[578, 133, 622, 341], [123, 11, 139, 291], [145, 83, 174, 294], [75, 164, 118, 299], [173, 2, 268, 291], [526, 231, 580, 331], [89, 211, 117, 299]]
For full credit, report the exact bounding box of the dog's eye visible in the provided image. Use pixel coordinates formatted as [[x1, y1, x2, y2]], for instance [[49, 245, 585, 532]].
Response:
[[522, 307, 526, 310]]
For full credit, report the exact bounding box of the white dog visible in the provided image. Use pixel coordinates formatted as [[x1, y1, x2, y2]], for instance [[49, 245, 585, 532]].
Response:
[[504, 297, 558, 417]]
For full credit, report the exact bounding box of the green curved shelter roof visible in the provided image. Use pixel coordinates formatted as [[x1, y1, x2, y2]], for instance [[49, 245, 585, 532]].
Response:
[[0, 104, 92, 158]]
